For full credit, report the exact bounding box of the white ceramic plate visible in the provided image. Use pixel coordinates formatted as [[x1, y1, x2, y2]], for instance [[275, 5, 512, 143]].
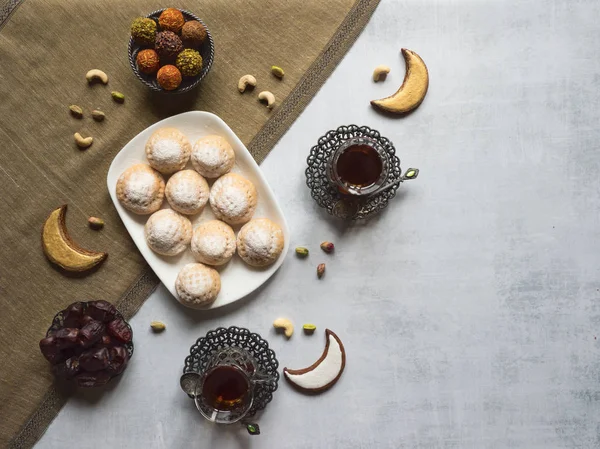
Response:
[[107, 111, 290, 309]]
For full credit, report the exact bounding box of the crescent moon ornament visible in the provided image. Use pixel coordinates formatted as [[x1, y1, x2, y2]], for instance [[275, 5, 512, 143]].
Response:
[[42, 205, 108, 272], [370, 48, 429, 114], [283, 329, 346, 393]]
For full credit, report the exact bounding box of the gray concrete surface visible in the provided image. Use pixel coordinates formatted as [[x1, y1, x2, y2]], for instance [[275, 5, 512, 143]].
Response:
[[37, 0, 600, 447]]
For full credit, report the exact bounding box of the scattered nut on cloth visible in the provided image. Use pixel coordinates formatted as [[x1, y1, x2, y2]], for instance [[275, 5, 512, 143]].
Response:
[[74, 133, 93, 149], [85, 69, 108, 84], [238, 74, 257, 93], [271, 65, 285, 78], [69, 105, 83, 119], [88, 217, 104, 229], [258, 91, 275, 109]]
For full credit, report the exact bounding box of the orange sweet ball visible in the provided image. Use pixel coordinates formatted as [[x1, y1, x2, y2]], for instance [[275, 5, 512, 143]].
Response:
[[136, 49, 160, 74], [158, 8, 185, 33], [157, 65, 182, 91]]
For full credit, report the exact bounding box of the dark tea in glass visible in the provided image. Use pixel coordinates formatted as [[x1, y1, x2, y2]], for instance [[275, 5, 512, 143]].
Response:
[[202, 365, 250, 410]]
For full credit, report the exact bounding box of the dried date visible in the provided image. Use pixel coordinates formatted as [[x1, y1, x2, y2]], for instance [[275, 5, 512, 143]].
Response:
[[39, 336, 63, 364], [80, 314, 95, 326], [87, 300, 117, 323], [79, 347, 110, 372], [108, 346, 129, 375], [55, 328, 79, 349], [100, 335, 113, 347], [78, 320, 105, 348], [52, 356, 80, 379], [107, 318, 132, 343], [75, 370, 111, 388], [62, 302, 84, 327]]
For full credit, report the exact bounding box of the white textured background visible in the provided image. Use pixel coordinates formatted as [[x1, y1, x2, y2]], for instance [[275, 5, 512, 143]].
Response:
[[37, 0, 600, 448]]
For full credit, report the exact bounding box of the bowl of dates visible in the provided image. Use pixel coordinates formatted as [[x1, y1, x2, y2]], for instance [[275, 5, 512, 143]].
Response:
[[39, 301, 134, 388]]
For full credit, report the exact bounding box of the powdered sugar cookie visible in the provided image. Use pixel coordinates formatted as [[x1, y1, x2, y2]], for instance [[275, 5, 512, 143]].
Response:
[[236, 218, 284, 267], [209, 173, 257, 225], [175, 263, 221, 308], [144, 209, 192, 256], [191, 135, 235, 178], [145, 128, 191, 174], [165, 170, 209, 215], [191, 220, 236, 266], [116, 163, 165, 215]]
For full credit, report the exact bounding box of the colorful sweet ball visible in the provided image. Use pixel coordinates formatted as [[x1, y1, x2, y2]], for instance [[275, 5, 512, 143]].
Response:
[[155, 31, 183, 59], [176, 49, 203, 77], [158, 8, 185, 33], [181, 20, 207, 47], [131, 17, 157, 45], [157, 65, 182, 91], [136, 49, 160, 74]]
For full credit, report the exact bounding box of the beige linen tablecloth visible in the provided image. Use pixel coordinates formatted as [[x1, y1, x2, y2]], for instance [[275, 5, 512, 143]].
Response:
[[0, 0, 379, 447]]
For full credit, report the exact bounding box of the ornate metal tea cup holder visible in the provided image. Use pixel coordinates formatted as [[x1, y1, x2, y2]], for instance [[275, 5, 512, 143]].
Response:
[[306, 125, 419, 220], [181, 326, 279, 434]]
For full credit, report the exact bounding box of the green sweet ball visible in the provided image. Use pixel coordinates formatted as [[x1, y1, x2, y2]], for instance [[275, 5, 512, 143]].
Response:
[[131, 17, 157, 45], [175, 49, 203, 77]]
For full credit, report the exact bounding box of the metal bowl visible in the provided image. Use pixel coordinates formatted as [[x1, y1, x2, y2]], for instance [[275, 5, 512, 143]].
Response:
[[128, 9, 215, 94]]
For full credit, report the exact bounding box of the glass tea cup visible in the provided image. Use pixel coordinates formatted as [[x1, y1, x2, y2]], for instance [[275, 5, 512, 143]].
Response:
[[180, 347, 276, 425], [327, 136, 390, 196]]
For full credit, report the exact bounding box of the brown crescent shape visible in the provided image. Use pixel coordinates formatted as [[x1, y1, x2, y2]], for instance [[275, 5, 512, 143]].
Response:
[[283, 329, 346, 393], [41, 205, 108, 272], [370, 48, 429, 114]]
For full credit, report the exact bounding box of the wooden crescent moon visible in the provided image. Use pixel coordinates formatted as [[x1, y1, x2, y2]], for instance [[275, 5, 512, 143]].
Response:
[[42, 205, 107, 272], [370, 48, 429, 114], [283, 329, 346, 393]]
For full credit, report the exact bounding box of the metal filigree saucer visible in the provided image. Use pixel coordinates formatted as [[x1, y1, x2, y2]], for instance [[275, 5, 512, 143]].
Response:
[[182, 326, 279, 417], [305, 125, 418, 220]]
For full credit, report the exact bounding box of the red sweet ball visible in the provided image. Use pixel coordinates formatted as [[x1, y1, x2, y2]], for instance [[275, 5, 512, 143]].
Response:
[[158, 8, 185, 33], [157, 65, 182, 91], [136, 49, 160, 74]]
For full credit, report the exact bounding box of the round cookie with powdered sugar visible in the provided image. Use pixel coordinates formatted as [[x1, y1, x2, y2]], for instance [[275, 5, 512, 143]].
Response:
[[175, 263, 221, 308], [209, 173, 257, 225], [191, 220, 236, 266], [145, 127, 191, 175], [144, 209, 192, 256], [236, 218, 284, 267], [116, 163, 165, 215], [191, 135, 235, 178], [165, 170, 209, 215]]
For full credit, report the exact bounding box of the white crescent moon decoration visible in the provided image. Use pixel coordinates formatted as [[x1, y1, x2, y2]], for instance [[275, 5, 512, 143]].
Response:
[[283, 329, 346, 393], [370, 48, 429, 114]]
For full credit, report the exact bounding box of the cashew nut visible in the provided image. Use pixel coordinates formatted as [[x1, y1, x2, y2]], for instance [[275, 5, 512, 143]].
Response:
[[74, 132, 93, 149], [86, 69, 109, 84], [238, 74, 257, 93], [273, 317, 294, 338], [372, 65, 391, 82], [258, 91, 275, 109]]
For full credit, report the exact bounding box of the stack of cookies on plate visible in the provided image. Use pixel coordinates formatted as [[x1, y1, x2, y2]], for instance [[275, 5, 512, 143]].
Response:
[[115, 128, 284, 308]]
